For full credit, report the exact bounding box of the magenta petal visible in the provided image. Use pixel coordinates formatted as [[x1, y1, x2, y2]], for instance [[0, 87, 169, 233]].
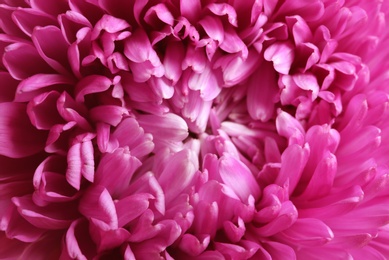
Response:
[[3, 43, 53, 80], [198, 16, 224, 43], [124, 28, 161, 65], [179, 234, 210, 256], [276, 111, 305, 145], [12, 196, 76, 230], [262, 241, 296, 260], [144, 3, 174, 26], [12, 8, 56, 37], [164, 41, 185, 84], [300, 153, 337, 200], [95, 148, 141, 196], [206, 3, 238, 27], [158, 149, 198, 203], [63, 219, 96, 260], [264, 42, 295, 74], [27, 91, 64, 130], [247, 61, 278, 122], [91, 14, 130, 39], [137, 113, 188, 142], [115, 193, 152, 227], [253, 201, 298, 237], [32, 26, 71, 75], [218, 154, 260, 202], [276, 144, 310, 194], [1, 205, 45, 243], [66, 133, 95, 190], [112, 117, 154, 158], [279, 218, 334, 247], [89, 105, 129, 126], [223, 218, 245, 243], [0, 102, 46, 158], [15, 74, 74, 102], [79, 185, 118, 229], [74, 75, 112, 102], [220, 26, 248, 58], [180, 0, 201, 23]]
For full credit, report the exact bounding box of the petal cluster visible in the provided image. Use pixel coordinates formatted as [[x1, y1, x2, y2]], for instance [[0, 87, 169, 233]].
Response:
[[1, 0, 389, 259]]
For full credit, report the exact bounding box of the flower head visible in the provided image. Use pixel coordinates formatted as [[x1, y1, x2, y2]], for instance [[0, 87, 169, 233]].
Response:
[[1, 0, 389, 259]]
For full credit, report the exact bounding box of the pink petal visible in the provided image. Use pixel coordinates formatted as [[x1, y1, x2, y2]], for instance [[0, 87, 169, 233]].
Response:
[[56, 92, 92, 130], [1, 205, 45, 242], [0, 232, 28, 259], [32, 26, 71, 75], [293, 73, 320, 100], [223, 218, 246, 243], [79, 185, 118, 229], [158, 149, 198, 203], [279, 218, 334, 247], [198, 16, 224, 43], [27, 91, 64, 130], [0, 102, 47, 158], [300, 153, 337, 200], [180, 0, 201, 23], [252, 201, 298, 237], [285, 15, 313, 45], [247, 61, 278, 122], [148, 76, 174, 99], [3, 43, 53, 80], [297, 185, 364, 218], [144, 3, 174, 26], [74, 75, 112, 102], [128, 209, 160, 242], [91, 14, 130, 39], [276, 144, 310, 194], [12, 8, 56, 37], [179, 234, 210, 256], [29, 0, 69, 16], [276, 111, 305, 145], [15, 74, 74, 102], [164, 41, 185, 84], [137, 113, 188, 143], [12, 196, 76, 230], [215, 49, 261, 87], [218, 154, 260, 202], [63, 219, 96, 260], [220, 26, 248, 58], [264, 42, 295, 74], [262, 241, 296, 260], [89, 105, 129, 126], [124, 28, 161, 65], [115, 193, 152, 227], [192, 200, 219, 238], [188, 64, 222, 101], [58, 10, 92, 44], [66, 133, 95, 190], [95, 148, 141, 196], [112, 117, 154, 158], [206, 3, 238, 27]]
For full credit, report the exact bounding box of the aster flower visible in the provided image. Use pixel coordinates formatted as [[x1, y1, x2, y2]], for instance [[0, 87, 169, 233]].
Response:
[[1, 0, 389, 259]]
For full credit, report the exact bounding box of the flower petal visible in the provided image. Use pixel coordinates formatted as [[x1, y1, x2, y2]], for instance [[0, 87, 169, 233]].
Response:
[[0, 102, 47, 158]]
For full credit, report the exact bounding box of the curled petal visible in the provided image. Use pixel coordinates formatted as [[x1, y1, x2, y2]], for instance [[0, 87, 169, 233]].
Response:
[[66, 133, 95, 190], [264, 42, 295, 74]]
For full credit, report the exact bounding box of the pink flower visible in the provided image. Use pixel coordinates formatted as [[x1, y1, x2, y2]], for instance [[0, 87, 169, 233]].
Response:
[[1, 0, 389, 259]]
